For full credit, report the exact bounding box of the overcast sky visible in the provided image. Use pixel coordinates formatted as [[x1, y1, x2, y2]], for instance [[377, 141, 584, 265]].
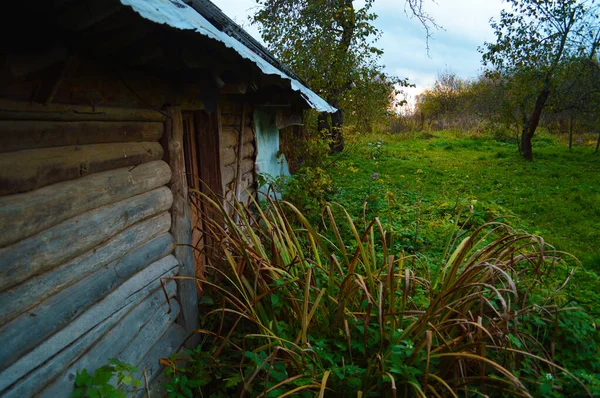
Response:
[[211, 0, 505, 104]]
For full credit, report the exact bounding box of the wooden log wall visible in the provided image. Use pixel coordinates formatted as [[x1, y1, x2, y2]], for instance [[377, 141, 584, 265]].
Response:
[[219, 100, 256, 208], [0, 101, 193, 396]]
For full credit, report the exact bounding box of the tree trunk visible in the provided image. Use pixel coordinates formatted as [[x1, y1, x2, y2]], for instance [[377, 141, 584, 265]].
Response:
[[330, 108, 344, 153], [595, 130, 600, 153], [523, 83, 552, 161], [568, 111, 574, 150], [317, 112, 330, 134], [521, 128, 533, 161]]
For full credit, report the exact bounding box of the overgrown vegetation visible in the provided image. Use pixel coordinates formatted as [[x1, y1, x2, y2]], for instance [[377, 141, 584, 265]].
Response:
[[330, 130, 600, 317], [164, 130, 600, 394]]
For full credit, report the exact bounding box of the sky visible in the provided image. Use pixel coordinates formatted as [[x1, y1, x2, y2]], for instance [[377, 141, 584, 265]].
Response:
[[211, 0, 506, 106]]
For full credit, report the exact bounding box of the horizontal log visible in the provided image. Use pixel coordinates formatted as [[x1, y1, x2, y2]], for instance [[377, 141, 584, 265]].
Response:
[[135, 323, 187, 398], [0, 187, 173, 291], [0, 160, 171, 248], [118, 300, 181, 367], [0, 234, 175, 369], [220, 126, 254, 149], [241, 158, 254, 175], [223, 163, 253, 190], [0, 120, 164, 153], [0, 100, 166, 122], [240, 171, 254, 191], [0, 212, 172, 323], [0, 141, 164, 195], [3, 282, 177, 398], [222, 164, 235, 187], [0, 255, 179, 390], [39, 290, 178, 398], [243, 126, 254, 144], [220, 127, 237, 149], [221, 142, 255, 166]]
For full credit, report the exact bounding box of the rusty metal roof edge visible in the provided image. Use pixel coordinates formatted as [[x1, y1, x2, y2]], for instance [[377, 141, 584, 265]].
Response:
[[119, 0, 336, 113]]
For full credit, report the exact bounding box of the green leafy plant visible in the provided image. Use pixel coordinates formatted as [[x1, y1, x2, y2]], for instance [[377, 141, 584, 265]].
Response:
[[161, 356, 203, 398], [72, 359, 141, 398]]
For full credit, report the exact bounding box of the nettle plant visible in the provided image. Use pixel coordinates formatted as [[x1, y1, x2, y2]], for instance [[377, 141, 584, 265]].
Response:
[[175, 189, 592, 397], [73, 359, 142, 398]]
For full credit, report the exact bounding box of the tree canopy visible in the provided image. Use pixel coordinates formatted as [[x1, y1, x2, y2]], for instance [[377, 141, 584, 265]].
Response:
[[252, 0, 416, 151], [481, 0, 600, 160]]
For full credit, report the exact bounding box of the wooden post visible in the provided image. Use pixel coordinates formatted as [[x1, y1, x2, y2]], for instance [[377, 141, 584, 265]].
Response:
[[234, 102, 246, 223], [165, 106, 199, 347], [568, 112, 574, 150]]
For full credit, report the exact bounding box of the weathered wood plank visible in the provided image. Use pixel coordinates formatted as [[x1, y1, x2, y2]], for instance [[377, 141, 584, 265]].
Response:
[[0, 160, 171, 248], [0, 233, 174, 368], [0, 255, 179, 391], [135, 323, 187, 398], [0, 187, 173, 291], [166, 106, 199, 347], [0, 120, 164, 153], [2, 282, 177, 398], [118, 300, 181, 367], [0, 212, 171, 323], [39, 294, 179, 398], [0, 141, 163, 195], [196, 110, 223, 197], [0, 100, 166, 122]]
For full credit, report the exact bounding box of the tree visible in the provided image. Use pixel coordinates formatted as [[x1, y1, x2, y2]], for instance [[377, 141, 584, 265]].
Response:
[[481, 0, 600, 160], [548, 56, 600, 148], [252, 0, 423, 152]]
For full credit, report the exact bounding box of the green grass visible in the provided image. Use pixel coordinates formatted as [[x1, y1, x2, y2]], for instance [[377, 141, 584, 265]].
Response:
[[330, 130, 600, 315]]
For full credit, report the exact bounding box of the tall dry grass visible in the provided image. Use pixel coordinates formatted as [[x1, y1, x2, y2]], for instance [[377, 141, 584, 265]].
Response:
[[185, 188, 589, 397]]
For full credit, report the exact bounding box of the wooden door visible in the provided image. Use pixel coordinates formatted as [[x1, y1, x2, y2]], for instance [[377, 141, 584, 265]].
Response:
[[181, 110, 223, 281], [182, 113, 204, 280]]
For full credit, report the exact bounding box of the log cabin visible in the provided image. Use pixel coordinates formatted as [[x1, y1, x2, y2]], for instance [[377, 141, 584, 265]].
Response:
[[0, 0, 334, 396]]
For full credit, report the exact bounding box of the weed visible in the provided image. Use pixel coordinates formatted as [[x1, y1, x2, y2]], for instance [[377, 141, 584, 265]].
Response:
[[72, 359, 141, 398]]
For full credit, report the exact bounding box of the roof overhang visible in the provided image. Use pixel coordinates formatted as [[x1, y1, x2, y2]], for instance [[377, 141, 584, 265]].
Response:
[[120, 0, 336, 113]]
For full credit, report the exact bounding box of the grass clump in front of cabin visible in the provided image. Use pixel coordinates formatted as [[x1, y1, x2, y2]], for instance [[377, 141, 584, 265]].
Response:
[[161, 126, 600, 397]]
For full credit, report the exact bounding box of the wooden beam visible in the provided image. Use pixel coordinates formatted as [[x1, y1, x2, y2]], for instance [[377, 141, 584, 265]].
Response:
[[0, 141, 164, 195], [0, 213, 172, 323], [234, 103, 247, 210], [0, 187, 173, 291], [5, 282, 177, 398], [0, 120, 164, 153], [0, 100, 166, 122], [165, 106, 200, 347], [33, 56, 80, 105], [0, 160, 171, 248], [0, 256, 179, 392]]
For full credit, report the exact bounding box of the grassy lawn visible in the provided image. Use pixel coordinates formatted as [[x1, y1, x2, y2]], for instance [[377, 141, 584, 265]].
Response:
[[330, 130, 600, 313]]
